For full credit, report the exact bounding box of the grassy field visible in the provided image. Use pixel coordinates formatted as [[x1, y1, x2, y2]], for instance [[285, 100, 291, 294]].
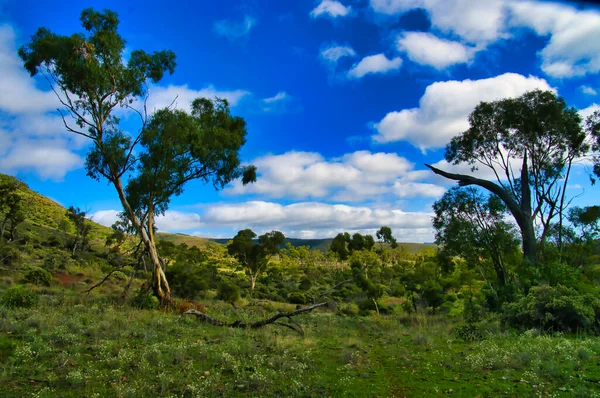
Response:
[[1, 291, 599, 398]]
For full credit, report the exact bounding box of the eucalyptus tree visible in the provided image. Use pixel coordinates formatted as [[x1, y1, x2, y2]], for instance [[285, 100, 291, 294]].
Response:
[[66, 206, 92, 256], [0, 177, 25, 242], [433, 187, 520, 288], [227, 229, 285, 291], [427, 90, 592, 263], [376, 226, 398, 250], [19, 9, 255, 303]]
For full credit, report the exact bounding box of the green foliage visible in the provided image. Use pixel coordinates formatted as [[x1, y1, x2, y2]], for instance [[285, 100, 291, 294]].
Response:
[[503, 285, 600, 333], [227, 229, 285, 290], [23, 267, 53, 286], [329, 233, 349, 261], [454, 324, 484, 342], [65, 206, 92, 255], [131, 289, 159, 310], [166, 261, 216, 300], [0, 176, 25, 242], [433, 187, 519, 286], [216, 281, 240, 304], [287, 291, 309, 305], [0, 286, 38, 308], [0, 242, 21, 266]]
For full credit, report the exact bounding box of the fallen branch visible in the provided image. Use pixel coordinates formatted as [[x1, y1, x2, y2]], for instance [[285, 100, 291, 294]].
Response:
[[183, 302, 327, 331]]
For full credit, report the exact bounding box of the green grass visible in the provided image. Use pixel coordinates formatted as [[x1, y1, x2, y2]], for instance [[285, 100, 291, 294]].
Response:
[[1, 296, 599, 397]]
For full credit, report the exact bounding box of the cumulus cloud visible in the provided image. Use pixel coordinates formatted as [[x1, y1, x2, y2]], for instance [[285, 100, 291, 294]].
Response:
[[508, 1, 600, 78], [310, 0, 351, 19], [348, 54, 402, 79], [0, 24, 84, 180], [372, 72, 553, 150], [397, 31, 476, 70], [371, 0, 600, 78], [213, 15, 257, 41], [370, 0, 508, 45], [92, 201, 436, 242], [225, 150, 444, 201]]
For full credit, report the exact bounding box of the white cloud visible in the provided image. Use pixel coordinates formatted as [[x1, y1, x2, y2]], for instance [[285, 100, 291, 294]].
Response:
[[145, 84, 250, 113], [320, 44, 356, 64], [372, 72, 553, 150], [508, 1, 600, 78], [204, 200, 432, 231], [397, 31, 475, 69], [225, 150, 444, 201], [93, 201, 436, 242], [0, 24, 84, 180], [260, 91, 297, 113], [0, 25, 59, 114], [90, 210, 120, 227], [370, 0, 508, 45], [310, 0, 351, 19], [348, 54, 402, 79], [213, 15, 257, 41], [580, 103, 600, 121], [0, 140, 83, 180], [581, 85, 597, 96]]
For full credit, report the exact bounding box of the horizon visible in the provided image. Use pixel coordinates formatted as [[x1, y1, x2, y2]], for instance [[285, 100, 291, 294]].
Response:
[[1, 0, 600, 242]]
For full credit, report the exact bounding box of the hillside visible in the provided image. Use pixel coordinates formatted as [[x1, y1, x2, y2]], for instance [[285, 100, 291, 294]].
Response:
[[2, 173, 435, 254], [1, 173, 112, 244]]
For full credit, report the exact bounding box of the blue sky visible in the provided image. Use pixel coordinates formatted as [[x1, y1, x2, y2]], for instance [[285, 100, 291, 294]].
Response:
[[0, 0, 599, 241]]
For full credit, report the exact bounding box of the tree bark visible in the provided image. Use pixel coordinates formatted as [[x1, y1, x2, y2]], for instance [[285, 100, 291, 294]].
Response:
[[112, 177, 171, 305], [425, 163, 536, 264]]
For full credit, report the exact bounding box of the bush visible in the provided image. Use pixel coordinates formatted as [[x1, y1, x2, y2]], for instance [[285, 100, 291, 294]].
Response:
[[454, 324, 483, 342], [131, 289, 159, 310], [166, 262, 216, 300], [1, 286, 38, 308], [288, 291, 308, 305], [43, 251, 72, 271], [216, 281, 240, 305], [23, 267, 53, 286], [0, 243, 21, 266], [110, 270, 128, 281], [502, 285, 600, 333]]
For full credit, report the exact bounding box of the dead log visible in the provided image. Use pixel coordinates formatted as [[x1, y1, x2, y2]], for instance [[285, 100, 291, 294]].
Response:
[[183, 302, 327, 332]]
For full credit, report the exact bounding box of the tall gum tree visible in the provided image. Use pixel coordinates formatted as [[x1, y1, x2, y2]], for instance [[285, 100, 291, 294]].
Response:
[[426, 90, 594, 264], [19, 8, 256, 304]]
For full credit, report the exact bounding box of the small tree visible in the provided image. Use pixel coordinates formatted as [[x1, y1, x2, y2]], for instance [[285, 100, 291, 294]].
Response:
[[376, 226, 398, 251], [0, 177, 25, 242], [66, 206, 92, 256], [227, 229, 285, 291], [329, 233, 349, 262]]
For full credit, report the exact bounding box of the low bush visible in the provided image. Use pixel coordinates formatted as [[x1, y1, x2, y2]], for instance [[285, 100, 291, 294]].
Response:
[[0, 286, 38, 308], [502, 285, 600, 333], [22, 267, 53, 286], [216, 281, 240, 305], [131, 289, 159, 310]]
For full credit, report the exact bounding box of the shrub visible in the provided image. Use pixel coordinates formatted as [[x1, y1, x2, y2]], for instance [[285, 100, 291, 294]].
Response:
[[0, 243, 21, 266], [131, 289, 159, 310], [288, 291, 308, 305], [23, 267, 53, 286], [217, 281, 240, 305], [43, 251, 72, 271], [455, 324, 483, 342], [110, 270, 127, 281], [166, 262, 216, 300], [298, 277, 312, 291], [1, 286, 38, 308], [502, 285, 600, 333]]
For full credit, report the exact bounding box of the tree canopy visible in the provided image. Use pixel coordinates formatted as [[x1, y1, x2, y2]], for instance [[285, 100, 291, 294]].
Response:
[[427, 90, 596, 263]]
